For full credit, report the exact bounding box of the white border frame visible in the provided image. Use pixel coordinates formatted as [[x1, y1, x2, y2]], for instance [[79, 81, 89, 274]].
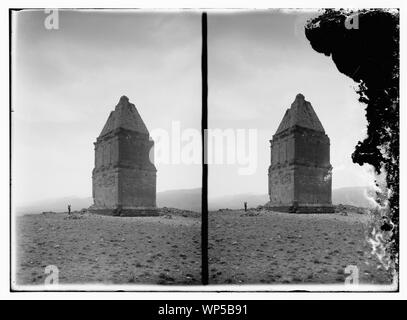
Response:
[[1, 0, 405, 300]]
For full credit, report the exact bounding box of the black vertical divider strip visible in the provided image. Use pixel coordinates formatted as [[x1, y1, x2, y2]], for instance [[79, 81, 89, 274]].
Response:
[[201, 12, 209, 285], [9, 9, 13, 291]]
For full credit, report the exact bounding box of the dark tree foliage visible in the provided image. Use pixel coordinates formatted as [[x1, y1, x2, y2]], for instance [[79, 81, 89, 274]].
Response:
[[305, 9, 399, 263]]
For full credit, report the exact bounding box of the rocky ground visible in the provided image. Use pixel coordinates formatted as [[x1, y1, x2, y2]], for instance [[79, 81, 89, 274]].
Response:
[[14, 209, 201, 286], [209, 209, 394, 285], [15, 206, 395, 287]]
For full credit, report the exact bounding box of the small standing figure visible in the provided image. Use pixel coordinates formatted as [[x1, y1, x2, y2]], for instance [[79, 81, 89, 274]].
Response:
[[244, 201, 247, 212], [68, 204, 71, 215]]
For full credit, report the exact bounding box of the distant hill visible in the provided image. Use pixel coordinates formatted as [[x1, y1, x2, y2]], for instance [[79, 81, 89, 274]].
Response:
[[15, 188, 202, 215], [332, 186, 376, 208], [208, 186, 376, 210], [157, 188, 201, 212], [208, 193, 269, 211], [15, 196, 93, 215], [14, 186, 376, 215]]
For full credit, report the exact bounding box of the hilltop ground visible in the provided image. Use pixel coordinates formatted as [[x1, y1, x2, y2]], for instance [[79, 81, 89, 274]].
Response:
[[14, 209, 200, 286], [15, 207, 395, 287], [209, 208, 394, 285]]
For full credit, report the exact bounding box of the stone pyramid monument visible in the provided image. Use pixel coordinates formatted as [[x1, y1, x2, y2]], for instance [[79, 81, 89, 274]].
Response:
[[266, 94, 334, 213], [90, 96, 157, 216]]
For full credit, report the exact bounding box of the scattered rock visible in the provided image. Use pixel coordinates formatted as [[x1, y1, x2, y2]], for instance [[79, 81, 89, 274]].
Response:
[[281, 276, 293, 283], [64, 214, 83, 220], [159, 207, 198, 218], [240, 210, 260, 217], [335, 204, 370, 215]]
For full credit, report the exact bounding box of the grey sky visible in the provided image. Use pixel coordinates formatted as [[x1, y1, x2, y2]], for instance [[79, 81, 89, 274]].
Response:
[[13, 10, 201, 205], [13, 9, 375, 206], [208, 10, 374, 198]]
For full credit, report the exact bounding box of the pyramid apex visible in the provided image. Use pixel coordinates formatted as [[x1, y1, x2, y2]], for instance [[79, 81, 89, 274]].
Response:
[[295, 93, 305, 101], [99, 96, 149, 137], [119, 95, 129, 104], [275, 94, 325, 135]]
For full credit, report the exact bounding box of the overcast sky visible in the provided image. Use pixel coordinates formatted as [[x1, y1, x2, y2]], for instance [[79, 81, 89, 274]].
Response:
[[208, 10, 375, 198], [13, 9, 375, 206], [13, 10, 201, 205]]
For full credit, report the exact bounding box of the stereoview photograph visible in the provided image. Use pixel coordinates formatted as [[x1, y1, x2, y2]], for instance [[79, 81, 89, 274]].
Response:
[[12, 10, 202, 287], [11, 8, 399, 291]]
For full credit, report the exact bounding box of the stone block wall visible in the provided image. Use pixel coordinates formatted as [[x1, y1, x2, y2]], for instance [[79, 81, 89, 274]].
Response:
[[92, 168, 119, 209], [119, 168, 156, 208], [91, 97, 157, 215], [294, 165, 332, 205], [92, 127, 156, 210], [268, 126, 333, 212], [268, 165, 295, 206], [94, 135, 119, 169], [294, 127, 330, 167], [270, 131, 295, 166], [117, 130, 155, 171]]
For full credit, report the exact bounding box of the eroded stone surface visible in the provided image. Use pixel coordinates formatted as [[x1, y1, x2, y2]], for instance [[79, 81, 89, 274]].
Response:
[[91, 96, 157, 216], [267, 94, 334, 213]]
